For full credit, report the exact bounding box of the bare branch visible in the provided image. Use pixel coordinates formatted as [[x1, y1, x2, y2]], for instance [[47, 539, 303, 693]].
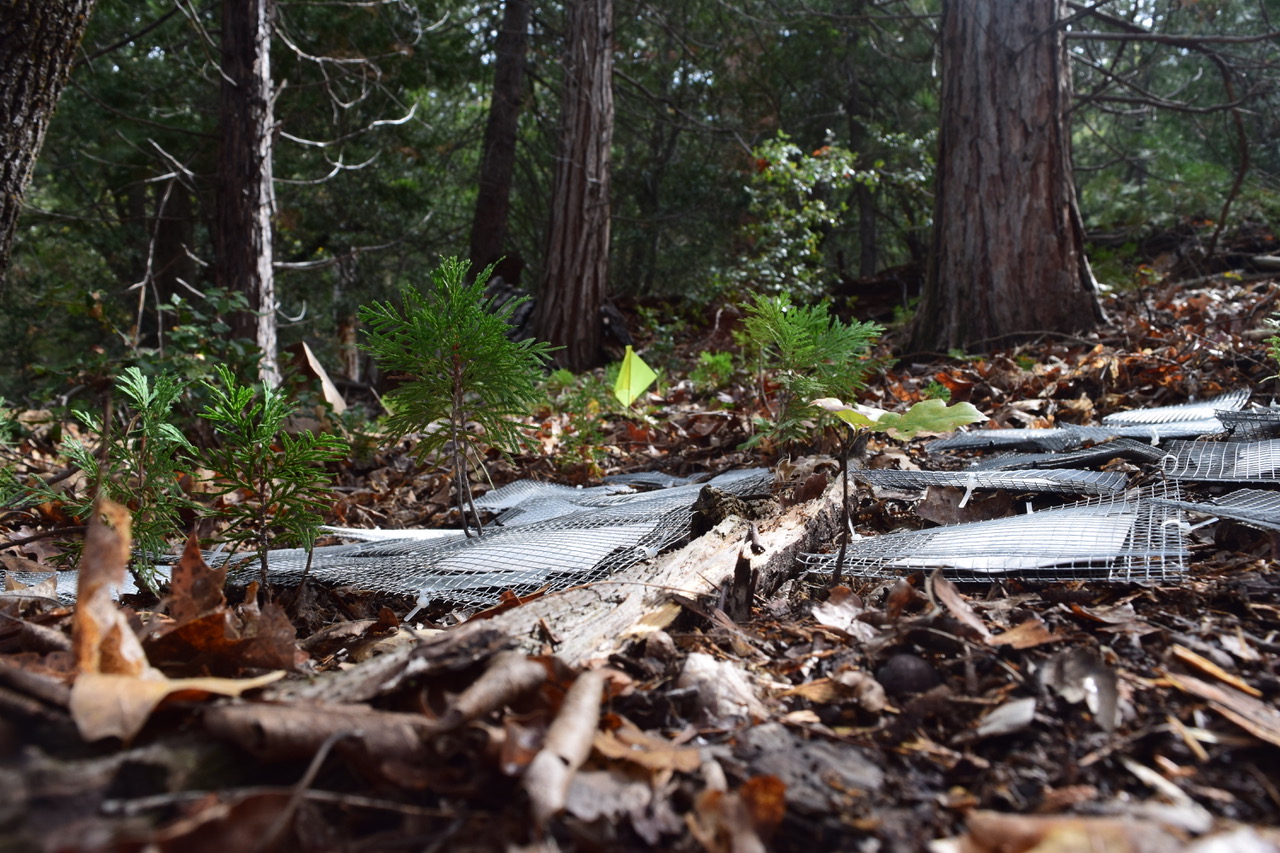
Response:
[[277, 103, 417, 149]]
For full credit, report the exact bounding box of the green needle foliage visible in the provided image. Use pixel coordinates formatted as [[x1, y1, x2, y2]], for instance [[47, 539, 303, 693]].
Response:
[[58, 367, 195, 591], [198, 364, 348, 592], [741, 292, 883, 449], [359, 256, 556, 536]]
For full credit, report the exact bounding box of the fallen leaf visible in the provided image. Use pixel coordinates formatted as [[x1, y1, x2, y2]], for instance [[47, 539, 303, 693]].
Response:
[[70, 670, 283, 742], [989, 616, 1064, 649], [811, 586, 878, 642], [72, 499, 152, 678], [166, 531, 227, 624], [930, 570, 992, 641], [594, 714, 702, 773]]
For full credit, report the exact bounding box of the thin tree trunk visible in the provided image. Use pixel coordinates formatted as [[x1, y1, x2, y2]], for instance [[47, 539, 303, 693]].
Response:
[[909, 0, 1101, 353], [536, 0, 614, 371], [0, 0, 96, 286], [469, 0, 529, 278], [216, 0, 279, 386]]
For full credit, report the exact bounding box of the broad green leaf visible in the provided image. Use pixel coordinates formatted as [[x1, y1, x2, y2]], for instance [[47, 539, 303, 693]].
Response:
[[813, 397, 986, 439], [614, 346, 658, 407]]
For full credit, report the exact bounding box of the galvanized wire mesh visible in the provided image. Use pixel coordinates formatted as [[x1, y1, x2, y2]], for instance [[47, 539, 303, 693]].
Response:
[[1065, 420, 1226, 444], [965, 438, 1169, 471], [1153, 488, 1280, 533], [800, 487, 1188, 582], [1218, 408, 1280, 441], [1101, 388, 1248, 425], [1161, 439, 1280, 482], [224, 468, 775, 606], [927, 428, 1082, 454], [854, 468, 1128, 496]]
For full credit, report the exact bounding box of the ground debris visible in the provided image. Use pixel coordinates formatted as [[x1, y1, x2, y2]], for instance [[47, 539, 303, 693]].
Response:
[[4, 275, 1280, 849]]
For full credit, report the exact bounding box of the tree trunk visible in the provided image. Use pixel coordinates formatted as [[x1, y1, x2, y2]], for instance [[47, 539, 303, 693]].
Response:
[[535, 0, 614, 371], [908, 0, 1101, 354], [468, 0, 529, 280], [215, 0, 279, 386], [0, 0, 95, 286]]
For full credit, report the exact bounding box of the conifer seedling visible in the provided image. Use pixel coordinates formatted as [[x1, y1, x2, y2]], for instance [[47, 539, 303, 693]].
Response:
[[359, 257, 556, 536], [198, 364, 348, 593]]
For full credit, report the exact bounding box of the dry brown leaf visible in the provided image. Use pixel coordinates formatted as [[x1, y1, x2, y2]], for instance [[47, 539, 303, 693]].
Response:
[[930, 569, 992, 641], [72, 498, 152, 678], [70, 670, 283, 742], [166, 531, 227, 624], [593, 714, 702, 773], [989, 616, 1064, 649]]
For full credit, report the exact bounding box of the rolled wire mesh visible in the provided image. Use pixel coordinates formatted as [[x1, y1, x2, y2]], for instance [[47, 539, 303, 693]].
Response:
[[1101, 388, 1249, 425], [1152, 488, 1280, 533], [964, 438, 1169, 472], [800, 486, 1188, 582], [854, 468, 1129, 496], [1161, 439, 1280, 482]]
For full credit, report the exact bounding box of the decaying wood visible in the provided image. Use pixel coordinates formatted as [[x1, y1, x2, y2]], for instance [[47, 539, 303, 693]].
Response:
[[479, 478, 844, 666]]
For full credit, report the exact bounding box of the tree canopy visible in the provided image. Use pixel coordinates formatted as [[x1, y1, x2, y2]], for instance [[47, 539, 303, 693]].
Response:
[[1, 0, 1278, 396]]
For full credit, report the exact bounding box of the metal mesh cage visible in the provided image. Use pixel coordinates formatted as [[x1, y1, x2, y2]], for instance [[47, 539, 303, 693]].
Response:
[[1101, 388, 1249, 425], [854, 468, 1128, 496], [1153, 488, 1280, 533], [965, 438, 1169, 472], [1161, 439, 1280, 483], [800, 487, 1188, 582]]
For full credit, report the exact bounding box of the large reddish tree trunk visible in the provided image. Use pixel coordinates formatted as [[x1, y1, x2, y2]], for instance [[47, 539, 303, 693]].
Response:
[[215, 0, 279, 385], [0, 0, 96, 286], [468, 0, 529, 279], [909, 0, 1101, 353], [535, 0, 614, 371]]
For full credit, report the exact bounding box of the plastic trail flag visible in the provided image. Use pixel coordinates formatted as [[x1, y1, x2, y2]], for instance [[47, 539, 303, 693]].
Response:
[[614, 346, 657, 407]]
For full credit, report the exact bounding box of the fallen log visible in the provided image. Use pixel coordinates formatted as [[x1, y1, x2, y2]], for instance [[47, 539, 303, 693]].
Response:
[[477, 478, 844, 666]]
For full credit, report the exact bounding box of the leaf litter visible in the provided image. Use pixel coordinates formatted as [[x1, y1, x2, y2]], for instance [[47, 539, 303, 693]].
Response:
[[1, 274, 1280, 849]]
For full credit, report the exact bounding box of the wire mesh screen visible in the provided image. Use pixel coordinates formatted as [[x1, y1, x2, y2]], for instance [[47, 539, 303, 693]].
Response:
[[854, 468, 1128, 496], [1064, 421, 1226, 444], [1161, 439, 1280, 483], [1218, 409, 1280, 441], [927, 428, 1082, 454], [800, 487, 1188, 582], [965, 438, 1169, 472], [223, 468, 776, 607], [1153, 488, 1280, 533], [1101, 388, 1248, 425]]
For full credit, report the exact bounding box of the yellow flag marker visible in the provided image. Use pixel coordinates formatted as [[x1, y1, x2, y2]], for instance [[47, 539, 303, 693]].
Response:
[[613, 345, 657, 406]]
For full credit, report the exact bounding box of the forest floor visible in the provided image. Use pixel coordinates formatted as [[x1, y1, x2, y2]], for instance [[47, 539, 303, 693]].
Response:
[[4, 255, 1280, 852]]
